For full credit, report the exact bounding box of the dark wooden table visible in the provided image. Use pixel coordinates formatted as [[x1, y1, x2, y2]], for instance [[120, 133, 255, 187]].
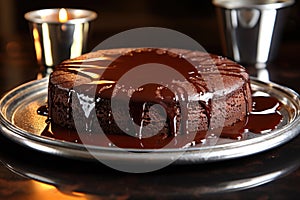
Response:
[[0, 3, 299, 199]]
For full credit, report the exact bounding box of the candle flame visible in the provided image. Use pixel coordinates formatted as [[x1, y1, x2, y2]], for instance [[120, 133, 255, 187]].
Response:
[[58, 8, 68, 23]]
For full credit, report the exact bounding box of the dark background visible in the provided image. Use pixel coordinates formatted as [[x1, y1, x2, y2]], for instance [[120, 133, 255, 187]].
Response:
[[1, 0, 300, 52], [0, 0, 299, 93]]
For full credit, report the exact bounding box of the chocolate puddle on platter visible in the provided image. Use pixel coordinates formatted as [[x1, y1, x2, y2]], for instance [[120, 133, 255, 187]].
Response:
[[38, 96, 283, 149]]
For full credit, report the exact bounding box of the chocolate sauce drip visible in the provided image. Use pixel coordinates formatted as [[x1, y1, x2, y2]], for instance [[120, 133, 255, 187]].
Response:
[[245, 96, 282, 133], [129, 84, 174, 124], [66, 89, 73, 119], [37, 105, 48, 116], [39, 95, 283, 148]]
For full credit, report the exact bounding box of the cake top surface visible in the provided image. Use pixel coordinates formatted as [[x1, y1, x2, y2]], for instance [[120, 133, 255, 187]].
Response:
[[50, 48, 249, 102]]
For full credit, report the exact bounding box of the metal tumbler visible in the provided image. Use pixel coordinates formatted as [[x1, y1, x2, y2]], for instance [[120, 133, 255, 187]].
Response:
[[213, 0, 294, 65], [25, 8, 97, 77]]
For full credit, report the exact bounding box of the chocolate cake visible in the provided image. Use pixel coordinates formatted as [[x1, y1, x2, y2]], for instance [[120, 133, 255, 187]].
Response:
[[47, 48, 252, 146]]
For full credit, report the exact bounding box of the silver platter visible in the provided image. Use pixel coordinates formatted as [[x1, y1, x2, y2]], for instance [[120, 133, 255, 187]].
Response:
[[0, 77, 299, 164]]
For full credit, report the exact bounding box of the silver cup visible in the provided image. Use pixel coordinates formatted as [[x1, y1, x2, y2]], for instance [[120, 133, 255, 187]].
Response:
[[213, 0, 294, 65], [25, 8, 97, 77]]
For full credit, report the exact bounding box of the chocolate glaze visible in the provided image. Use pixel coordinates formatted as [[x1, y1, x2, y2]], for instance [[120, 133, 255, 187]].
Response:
[[50, 48, 251, 136], [40, 95, 283, 149], [37, 105, 48, 116]]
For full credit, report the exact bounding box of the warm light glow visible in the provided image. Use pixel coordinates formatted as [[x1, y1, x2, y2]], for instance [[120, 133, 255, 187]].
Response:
[[59, 8, 69, 23], [256, 9, 276, 63], [33, 27, 42, 62], [41, 23, 53, 66], [70, 23, 84, 58], [30, 181, 89, 200]]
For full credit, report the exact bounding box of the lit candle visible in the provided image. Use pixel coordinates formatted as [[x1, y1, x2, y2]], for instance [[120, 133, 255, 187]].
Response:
[[58, 8, 69, 23]]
